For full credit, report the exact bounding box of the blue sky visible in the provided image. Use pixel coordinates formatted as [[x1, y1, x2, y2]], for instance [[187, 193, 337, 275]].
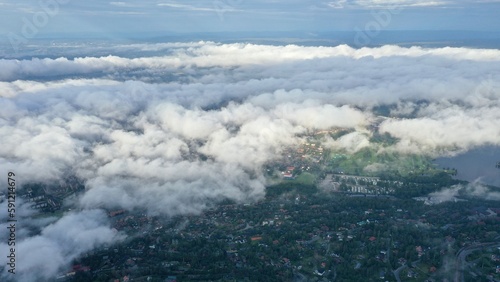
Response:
[[1, 0, 499, 38]]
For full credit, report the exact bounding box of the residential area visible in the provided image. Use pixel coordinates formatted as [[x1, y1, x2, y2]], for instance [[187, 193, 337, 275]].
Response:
[[63, 182, 500, 282]]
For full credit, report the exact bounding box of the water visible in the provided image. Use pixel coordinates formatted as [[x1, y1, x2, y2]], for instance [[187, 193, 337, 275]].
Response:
[[435, 146, 500, 187]]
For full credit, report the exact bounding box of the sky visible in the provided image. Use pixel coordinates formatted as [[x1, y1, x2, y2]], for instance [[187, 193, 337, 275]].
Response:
[[0, 1, 499, 281], [0, 0, 500, 39]]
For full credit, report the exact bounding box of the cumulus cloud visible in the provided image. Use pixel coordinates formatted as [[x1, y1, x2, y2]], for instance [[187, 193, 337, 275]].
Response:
[[324, 131, 372, 153], [0, 41, 499, 280], [380, 102, 500, 155]]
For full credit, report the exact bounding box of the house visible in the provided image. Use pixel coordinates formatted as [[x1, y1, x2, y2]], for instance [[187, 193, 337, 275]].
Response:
[[314, 268, 326, 276], [166, 276, 177, 282]]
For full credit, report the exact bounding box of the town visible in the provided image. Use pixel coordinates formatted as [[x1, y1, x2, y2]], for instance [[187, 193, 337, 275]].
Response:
[[63, 184, 500, 282], [5, 129, 500, 282]]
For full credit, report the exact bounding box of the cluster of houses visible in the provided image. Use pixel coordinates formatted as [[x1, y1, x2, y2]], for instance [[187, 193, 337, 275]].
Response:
[[277, 136, 327, 179]]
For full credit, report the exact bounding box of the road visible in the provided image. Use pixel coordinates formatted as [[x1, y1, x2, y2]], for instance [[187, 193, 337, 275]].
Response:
[[454, 242, 500, 282], [393, 264, 408, 282]]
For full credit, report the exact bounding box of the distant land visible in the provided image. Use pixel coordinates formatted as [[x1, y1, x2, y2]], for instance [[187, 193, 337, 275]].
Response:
[[2, 30, 500, 60]]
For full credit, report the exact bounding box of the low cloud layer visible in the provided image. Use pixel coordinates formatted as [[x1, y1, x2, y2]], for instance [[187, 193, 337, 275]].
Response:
[[0, 42, 499, 280], [428, 182, 500, 203], [0, 209, 122, 281]]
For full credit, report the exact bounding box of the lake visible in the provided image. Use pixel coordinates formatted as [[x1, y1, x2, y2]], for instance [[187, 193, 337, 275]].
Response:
[[435, 146, 500, 187]]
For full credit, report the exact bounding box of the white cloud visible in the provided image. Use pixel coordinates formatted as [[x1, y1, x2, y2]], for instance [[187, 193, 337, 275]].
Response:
[[157, 2, 240, 12], [428, 182, 500, 204], [0, 210, 123, 281], [327, 0, 450, 9]]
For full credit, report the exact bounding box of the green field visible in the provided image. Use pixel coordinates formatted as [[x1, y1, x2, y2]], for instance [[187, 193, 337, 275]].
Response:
[[327, 147, 439, 177], [293, 172, 317, 185]]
